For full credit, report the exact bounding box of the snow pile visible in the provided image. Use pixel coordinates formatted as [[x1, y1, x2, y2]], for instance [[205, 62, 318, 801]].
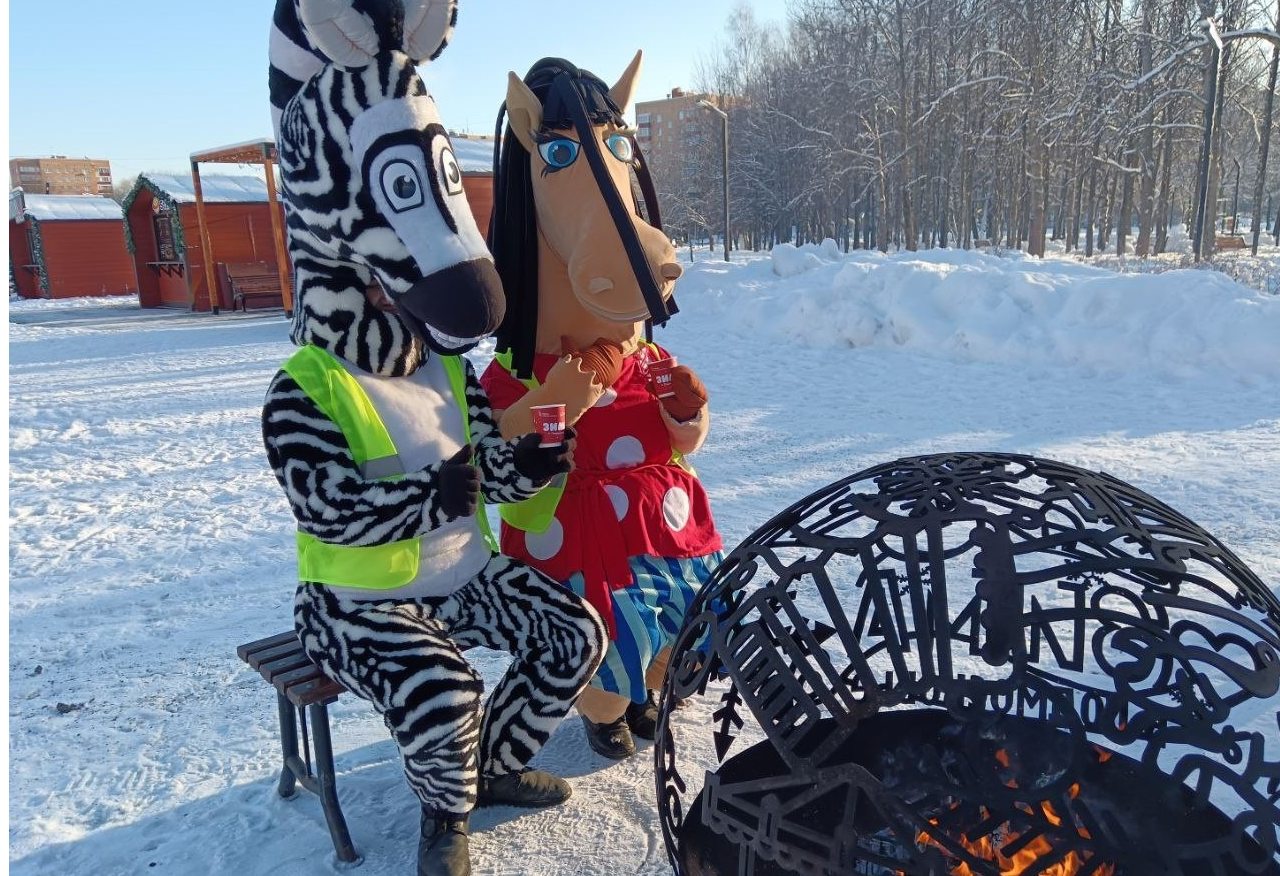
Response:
[[140, 172, 273, 203], [18, 194, 124, 222], [8, 292, 139, 311], [770, 239, 842, 277], [689, 242, 1280, 380]]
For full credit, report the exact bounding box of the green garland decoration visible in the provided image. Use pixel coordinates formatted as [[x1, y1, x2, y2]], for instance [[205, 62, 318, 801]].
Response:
[[25, 216, 51, 296], [120, 175, 187, 257]]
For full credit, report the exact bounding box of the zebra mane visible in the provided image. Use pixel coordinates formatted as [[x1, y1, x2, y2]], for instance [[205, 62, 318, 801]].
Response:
[[269, 0, 457, 140]]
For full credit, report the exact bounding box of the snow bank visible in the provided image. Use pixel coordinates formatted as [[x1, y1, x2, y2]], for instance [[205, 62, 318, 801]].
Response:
[[8, 293, 139, 311], [691, 243, 1280, 380]]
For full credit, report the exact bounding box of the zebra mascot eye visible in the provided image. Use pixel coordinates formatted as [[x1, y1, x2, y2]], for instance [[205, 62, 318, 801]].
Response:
[[380, 160, 425, 213], [440, 148, 464, 196]]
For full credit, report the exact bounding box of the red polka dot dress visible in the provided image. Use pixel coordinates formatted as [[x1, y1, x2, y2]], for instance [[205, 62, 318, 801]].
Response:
[[481, 343, 722, 693]]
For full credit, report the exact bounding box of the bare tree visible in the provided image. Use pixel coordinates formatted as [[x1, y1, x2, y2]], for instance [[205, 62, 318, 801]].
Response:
[[675, 0, 1278, 260]]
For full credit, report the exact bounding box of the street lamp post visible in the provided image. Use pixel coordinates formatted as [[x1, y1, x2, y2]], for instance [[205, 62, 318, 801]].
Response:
[[698, 99, 730, 262], [1229, 158, 1241, 236]]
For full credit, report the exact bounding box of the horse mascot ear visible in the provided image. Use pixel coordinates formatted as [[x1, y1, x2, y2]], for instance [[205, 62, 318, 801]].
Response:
[[504, 72, 543, 156], [270, 0, 503, 378]]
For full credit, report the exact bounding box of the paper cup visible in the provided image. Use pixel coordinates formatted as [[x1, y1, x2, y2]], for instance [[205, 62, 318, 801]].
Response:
[[650, 357, 678, 399], [530, 403, 567, 448]]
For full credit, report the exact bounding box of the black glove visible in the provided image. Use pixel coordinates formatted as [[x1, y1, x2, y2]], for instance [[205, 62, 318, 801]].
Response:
[[438, 444, 479, 518], [512, 428, 576, 484]]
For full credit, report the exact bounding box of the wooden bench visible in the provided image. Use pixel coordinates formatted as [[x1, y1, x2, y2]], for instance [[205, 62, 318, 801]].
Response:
[[237, 631, 358, 864], [225, 262, 284, 311], [1215, 235, 1247, 251]]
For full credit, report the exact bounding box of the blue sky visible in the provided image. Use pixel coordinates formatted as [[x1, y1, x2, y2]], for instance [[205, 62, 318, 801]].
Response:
[[8, 0, 779, 182]]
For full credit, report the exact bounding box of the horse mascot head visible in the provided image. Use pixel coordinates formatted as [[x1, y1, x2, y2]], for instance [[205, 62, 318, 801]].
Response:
[[489, 54, 683, 379]]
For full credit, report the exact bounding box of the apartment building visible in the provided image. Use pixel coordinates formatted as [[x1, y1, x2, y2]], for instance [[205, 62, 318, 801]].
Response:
[[10, 156, 113, 196]]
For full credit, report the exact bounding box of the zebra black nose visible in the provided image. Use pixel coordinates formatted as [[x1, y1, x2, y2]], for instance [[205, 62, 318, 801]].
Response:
[[396, 258, 506, 354]]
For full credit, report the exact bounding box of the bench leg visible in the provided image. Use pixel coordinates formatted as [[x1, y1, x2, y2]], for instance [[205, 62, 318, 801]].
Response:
[[276, 692, 300, 800], [309, 702, 359, 864]]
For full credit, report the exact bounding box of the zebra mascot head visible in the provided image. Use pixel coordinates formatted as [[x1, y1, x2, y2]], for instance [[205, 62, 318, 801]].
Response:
[[270, 0, 503, 377]]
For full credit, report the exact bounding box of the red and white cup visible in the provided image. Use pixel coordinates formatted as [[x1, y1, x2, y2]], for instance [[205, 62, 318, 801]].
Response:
[[530, 403, 567, 448], [650, 357, 678, 399]]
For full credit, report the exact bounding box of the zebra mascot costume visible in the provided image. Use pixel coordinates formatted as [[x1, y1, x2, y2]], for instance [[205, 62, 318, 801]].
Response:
[[261, 3, 605, 874]]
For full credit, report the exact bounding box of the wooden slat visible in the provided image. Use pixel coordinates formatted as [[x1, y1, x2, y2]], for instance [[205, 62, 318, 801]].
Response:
[[238, 630, 345, 707], [260, 653, 314, 683], [237, 630, 299, 663], [245, 639, 307, 671], [288, 676, 346, 707], [272, 665, 330, 696]]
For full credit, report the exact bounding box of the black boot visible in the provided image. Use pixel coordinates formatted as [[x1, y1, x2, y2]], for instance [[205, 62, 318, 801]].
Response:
[[417, 809, 469, 876], [624, 691, 659, 740], [477, 768, 572, 808], [580, 714, 637, 759]]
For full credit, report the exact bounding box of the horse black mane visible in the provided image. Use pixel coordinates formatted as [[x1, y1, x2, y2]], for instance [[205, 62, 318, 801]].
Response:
[[489, 57, 666, 379]]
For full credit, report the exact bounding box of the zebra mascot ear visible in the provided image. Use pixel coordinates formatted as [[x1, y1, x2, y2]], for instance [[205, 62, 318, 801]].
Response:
[[297, 0, 380, 67], [402, 0, 458, 62], [298, 0, 457, 68]]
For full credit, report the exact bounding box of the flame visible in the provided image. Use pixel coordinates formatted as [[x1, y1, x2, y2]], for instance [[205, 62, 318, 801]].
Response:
[[901, 749, 1117, 876]]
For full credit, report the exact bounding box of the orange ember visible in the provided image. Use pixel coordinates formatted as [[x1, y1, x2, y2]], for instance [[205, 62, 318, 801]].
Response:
[[899, 748, 1117, 876]]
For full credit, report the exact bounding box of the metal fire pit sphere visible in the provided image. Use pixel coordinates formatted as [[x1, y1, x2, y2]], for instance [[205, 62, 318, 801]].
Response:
[[655, 453, 1280, 876]]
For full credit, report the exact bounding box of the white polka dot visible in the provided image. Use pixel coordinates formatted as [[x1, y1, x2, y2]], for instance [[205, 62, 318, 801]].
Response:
[[605, 485, 629, 520], [593, 388, 618, 408], [605, 435, 645, 470], [524, 518, 564, 561], [663, 486, 691, 531]]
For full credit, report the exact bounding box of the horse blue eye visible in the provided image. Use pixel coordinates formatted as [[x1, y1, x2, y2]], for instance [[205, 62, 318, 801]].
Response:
[[538, 138, 579, 169], [606, 134, 633, 163]]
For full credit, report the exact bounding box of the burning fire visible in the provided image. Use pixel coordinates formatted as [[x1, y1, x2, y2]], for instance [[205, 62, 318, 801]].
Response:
[[902, 748, 1117, 876]]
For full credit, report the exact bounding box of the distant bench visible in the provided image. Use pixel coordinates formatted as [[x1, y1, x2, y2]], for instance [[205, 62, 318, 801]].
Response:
[[1215, 235, 1247, 251], [224, 262, 284, 311]]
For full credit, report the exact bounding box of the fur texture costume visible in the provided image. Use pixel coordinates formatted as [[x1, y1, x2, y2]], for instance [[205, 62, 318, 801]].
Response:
[[261, 4, 604, 873], [479, 55, 723, 760]]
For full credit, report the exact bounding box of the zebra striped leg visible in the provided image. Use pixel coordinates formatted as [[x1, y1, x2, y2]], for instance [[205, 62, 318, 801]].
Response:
[[445, 556, 606, 777], [294, 584, 484, 814]]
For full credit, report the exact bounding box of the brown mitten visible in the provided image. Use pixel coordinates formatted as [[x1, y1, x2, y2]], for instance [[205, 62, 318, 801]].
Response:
[[563, 336, 625, 389], [660, 365, 709, 422]]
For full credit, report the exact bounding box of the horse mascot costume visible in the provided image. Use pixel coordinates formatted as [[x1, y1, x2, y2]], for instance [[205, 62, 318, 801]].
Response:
[[480, 55, 723, 760], [260, 4, 604, 874]]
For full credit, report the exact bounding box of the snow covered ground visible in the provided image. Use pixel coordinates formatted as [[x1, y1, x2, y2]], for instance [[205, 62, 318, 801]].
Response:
[[9, 246, 1280, 875]]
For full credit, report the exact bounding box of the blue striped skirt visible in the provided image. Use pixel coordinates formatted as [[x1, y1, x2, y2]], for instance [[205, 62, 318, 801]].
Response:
[[564, 552, 723, 703]]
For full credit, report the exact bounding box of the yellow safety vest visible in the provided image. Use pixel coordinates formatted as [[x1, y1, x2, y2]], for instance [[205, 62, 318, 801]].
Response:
[[492, 345, 693, 535], [282, 344, 496, 589]]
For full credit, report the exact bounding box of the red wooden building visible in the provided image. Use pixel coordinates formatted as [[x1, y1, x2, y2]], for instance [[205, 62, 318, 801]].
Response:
[[8, 191, 138, 299], [123, 172, 287, 311], [452, 135, 495, 234]]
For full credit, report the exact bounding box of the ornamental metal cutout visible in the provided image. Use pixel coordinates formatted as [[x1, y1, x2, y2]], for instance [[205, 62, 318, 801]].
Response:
[[655, 452, 1280, 876]]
